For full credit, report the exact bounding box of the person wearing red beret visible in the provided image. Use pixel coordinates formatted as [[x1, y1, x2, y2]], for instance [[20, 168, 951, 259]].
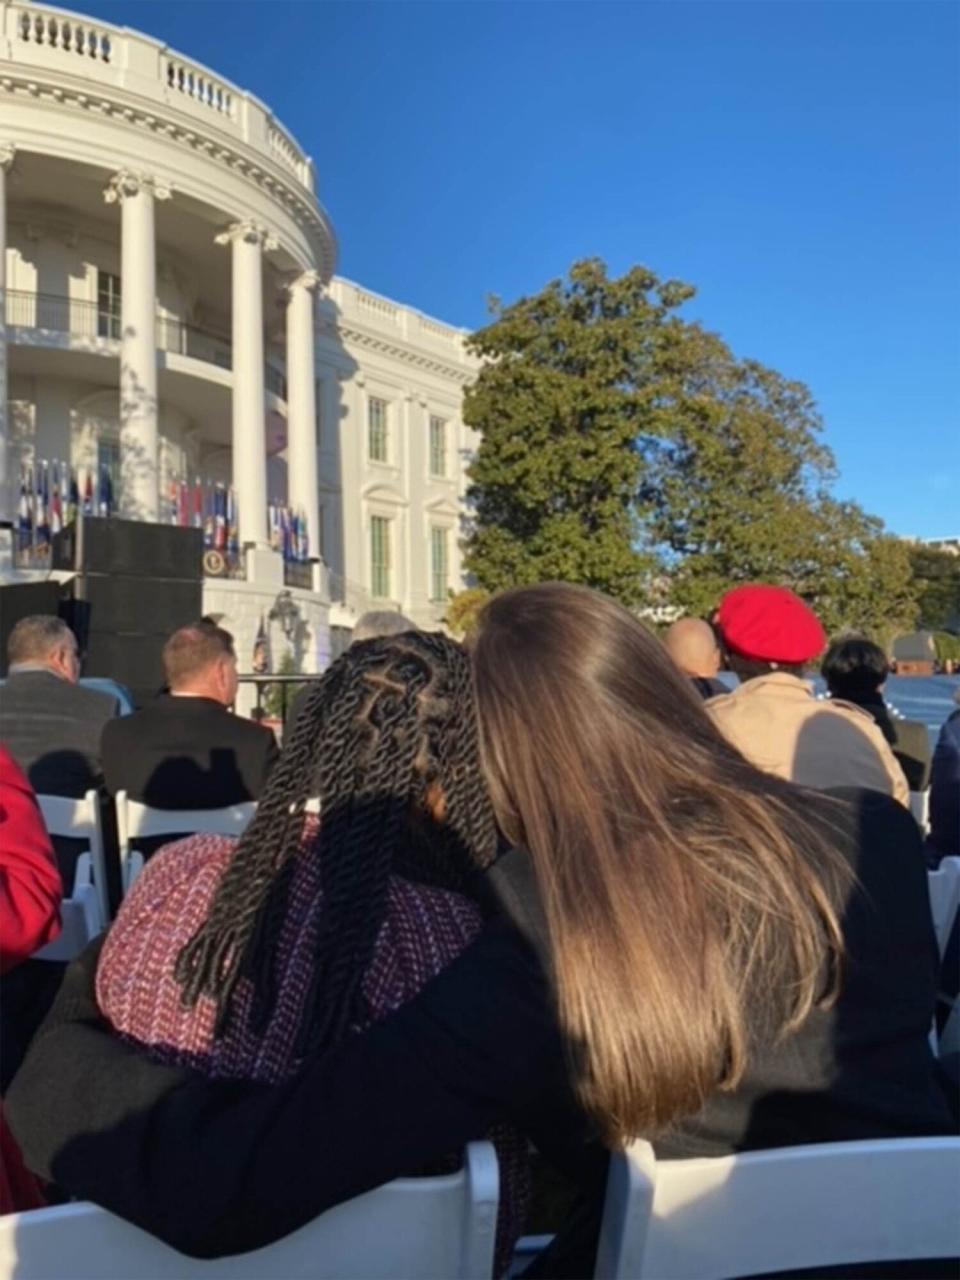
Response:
[[707, 585, 909, 805]]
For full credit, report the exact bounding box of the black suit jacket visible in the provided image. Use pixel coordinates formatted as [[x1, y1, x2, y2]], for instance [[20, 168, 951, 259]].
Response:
[[100, 694, 279, 811], [0, 670, 119, 798]]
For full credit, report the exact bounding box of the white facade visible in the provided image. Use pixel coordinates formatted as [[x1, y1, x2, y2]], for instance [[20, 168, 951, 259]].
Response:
[[0, 0, 478, 677]]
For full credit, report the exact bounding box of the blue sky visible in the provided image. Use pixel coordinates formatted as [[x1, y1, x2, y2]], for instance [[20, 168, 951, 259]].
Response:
[[80, 0, 959, 537]]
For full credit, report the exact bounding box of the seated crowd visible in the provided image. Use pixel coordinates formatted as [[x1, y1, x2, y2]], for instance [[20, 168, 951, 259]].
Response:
[[0, 584, 957, 1277]]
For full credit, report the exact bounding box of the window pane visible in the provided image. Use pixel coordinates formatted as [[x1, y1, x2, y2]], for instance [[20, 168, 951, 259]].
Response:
[[368, 397, 388, 462], [430, 526, 449, 601], [371, 515, 391, 598], [97, 271, 121, 340], [429, 416, 447, 477]]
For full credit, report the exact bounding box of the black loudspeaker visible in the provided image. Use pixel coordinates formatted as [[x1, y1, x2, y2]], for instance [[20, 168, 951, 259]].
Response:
[[49, 517, 205, 706], [52, 516, 203, 580], [0, 580, 68, 676]]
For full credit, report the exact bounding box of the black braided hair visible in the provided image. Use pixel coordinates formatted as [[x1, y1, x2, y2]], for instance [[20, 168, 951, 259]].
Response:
[[173, 630, 499, 1052]]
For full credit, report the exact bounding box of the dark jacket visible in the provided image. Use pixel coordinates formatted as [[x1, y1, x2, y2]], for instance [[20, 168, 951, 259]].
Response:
[[7, 789, 954, 1275], [929, 709, 960, 859], [100, 695, 279, 812], [844, 695, 932, 793], [0, 670, 119, 799]]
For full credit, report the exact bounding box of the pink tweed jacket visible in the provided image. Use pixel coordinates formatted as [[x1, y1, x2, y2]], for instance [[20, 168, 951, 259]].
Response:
[[97, 830, 526, 1272]]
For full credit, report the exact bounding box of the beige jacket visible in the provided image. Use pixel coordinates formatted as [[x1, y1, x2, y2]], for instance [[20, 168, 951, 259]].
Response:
[[706, 672, 910, 805]]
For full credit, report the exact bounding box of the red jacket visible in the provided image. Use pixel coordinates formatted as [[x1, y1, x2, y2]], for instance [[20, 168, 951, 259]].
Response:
[[0, 746, 62, 973], [0, 746, 61, 1215]]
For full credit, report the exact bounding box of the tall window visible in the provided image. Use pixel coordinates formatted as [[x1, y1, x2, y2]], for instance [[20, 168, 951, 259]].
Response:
[[97, 437, 121, 509], [368, 396, 388, 463], [429, 415, 447, 478], [430, 526, 449, 602], [370, 515, 391, 599], [97, 270, 121, 340]]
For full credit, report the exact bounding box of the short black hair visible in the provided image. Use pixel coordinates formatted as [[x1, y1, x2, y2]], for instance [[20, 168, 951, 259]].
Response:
[[822, 636, 888, 698]]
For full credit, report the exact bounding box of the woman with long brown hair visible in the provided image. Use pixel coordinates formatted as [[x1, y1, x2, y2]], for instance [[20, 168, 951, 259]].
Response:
[[9, 585, 953, 1276]]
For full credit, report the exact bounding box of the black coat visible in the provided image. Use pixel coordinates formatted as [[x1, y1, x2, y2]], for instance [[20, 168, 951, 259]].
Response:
[[0, 670, 119, 798], [100, 694, 279, 811], [7, 789, 955, 1277]]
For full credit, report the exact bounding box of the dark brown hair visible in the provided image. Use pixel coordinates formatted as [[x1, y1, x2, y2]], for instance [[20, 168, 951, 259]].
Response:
[[471, 583, 849, 1145]]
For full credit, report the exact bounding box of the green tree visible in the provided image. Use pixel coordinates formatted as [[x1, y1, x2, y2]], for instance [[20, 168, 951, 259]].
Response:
[[463, 259, 694, 604], [443, 586, 490, 639], [909, 545, 960, 632]]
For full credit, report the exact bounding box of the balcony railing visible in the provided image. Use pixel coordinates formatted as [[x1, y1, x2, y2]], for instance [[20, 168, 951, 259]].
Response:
[[5, 290, 287, 395]]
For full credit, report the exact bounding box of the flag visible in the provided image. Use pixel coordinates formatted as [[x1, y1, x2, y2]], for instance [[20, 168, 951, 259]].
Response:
[[35, 461, 49, 547], [193, 478, 204, 530], [203, 483, 214, 549], [214, 484, 227, 551], [17, 467, 32, 553], [67, 466, 79, 527], [298, 508, 309, 561], [268, 503, 281, 553], [98, 464, 113, 517], [226, 487, 238, 558], [179, 480, 189, 528], [50, 462, 63, 536], [252, 615, 269, 674]]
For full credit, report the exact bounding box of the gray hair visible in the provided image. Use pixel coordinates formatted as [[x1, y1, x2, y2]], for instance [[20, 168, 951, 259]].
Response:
[[351, 610, 417, 644], [8, 615, 74, 665]]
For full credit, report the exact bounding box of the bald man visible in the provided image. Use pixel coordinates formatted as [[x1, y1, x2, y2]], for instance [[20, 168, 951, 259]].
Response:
[[664, 617, 727, 700]]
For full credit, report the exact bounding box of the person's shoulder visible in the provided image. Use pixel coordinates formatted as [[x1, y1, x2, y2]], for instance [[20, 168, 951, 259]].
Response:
[[72, 683, 121, 718], [821, 696, 883, 729]]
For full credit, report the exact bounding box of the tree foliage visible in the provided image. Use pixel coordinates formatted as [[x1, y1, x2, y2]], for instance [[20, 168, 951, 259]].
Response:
[[463, 258, 922, 638], [463, 259, 692, 604], [909, 546, 960, 632], [444, 587, 490, 640]]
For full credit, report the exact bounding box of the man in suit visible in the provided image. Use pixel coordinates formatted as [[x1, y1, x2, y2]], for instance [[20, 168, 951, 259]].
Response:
[[0, 615, 120, 797], [101, 620, 279, 819], [821, 635, 932, 793]]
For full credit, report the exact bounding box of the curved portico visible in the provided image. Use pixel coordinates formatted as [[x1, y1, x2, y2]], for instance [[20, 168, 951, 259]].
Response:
[[0, 0, 336, 573]]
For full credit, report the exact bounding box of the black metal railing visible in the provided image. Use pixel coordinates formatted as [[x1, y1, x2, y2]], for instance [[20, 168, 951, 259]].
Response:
[[6, 290, 288, 395], [237, 673, 324, 730]]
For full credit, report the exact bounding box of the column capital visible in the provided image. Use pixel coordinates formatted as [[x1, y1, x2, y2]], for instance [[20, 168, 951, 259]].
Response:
[[0, 143, 15, 172], [283, 268, 324, 298], [215, 220, 278, 251], [104, 170, 172, 204]]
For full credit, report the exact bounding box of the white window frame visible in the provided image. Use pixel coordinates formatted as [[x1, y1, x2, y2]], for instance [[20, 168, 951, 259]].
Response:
[[429, 524, 450, 603], [367, 396, 389, 464], [429, 415, 447, 479], [370, 514, 391, 599]]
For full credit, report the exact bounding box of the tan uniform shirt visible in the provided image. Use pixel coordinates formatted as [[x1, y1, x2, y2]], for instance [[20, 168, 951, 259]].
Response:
[[706, 672, 910, 805]]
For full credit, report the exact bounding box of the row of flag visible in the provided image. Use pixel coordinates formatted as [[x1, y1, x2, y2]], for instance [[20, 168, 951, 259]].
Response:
[[15, 460, 312, 565], [16, 459, 111, 559]]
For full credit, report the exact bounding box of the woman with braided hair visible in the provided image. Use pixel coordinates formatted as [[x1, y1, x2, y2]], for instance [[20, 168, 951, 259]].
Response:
[[93, 629, 526, 1271], [10, 586, 954, 1278]]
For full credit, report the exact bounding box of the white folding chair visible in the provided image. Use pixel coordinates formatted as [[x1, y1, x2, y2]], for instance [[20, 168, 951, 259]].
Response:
[[594, 1136, 960, 1280], [928, 856, 960, 960], [115, 790, 256, 895], [0, 1141, 498, 1280], [33, 791, 109, 958], [909, 789, 930, 833]]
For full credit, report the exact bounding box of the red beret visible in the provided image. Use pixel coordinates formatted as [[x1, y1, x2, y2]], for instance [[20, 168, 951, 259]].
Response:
[[716, 585, 826, 664]]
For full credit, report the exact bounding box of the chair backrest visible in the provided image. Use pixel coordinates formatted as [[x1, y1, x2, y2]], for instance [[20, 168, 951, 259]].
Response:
[[32, 853, 102, 962], [0, 1142, 498, 1280], [927, 856, 960, 959], [595, 1136, 960, 1280], [115, 790, 256, 894], [909, 789, 929, 832], [34, 791, 109, 937]]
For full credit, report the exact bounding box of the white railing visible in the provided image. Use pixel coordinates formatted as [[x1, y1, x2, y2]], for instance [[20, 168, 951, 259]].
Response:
[[163, 56, 234, 118], [3, 2, 313, 192], [356, 289, 401, 322], [418, 315, 460, 346], [15, 6, 111, 62]]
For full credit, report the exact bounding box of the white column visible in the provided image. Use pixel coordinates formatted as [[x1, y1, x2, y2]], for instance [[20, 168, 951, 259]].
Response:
[[285, 269, 321, 561], [216, 221, 276, 550], [104, 171, 169, 522], [0, 144, 15, 532]]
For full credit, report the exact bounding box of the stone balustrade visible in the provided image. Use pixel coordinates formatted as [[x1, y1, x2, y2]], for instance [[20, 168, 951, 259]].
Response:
[[1, 0, 313, 193]]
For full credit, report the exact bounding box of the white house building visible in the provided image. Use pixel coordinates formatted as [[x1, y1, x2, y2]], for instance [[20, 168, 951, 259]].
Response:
[[0, 0, 478, 678]]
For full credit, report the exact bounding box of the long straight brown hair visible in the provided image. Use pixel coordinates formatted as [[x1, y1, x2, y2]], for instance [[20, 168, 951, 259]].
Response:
[[471, 583, 850, 1145]]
